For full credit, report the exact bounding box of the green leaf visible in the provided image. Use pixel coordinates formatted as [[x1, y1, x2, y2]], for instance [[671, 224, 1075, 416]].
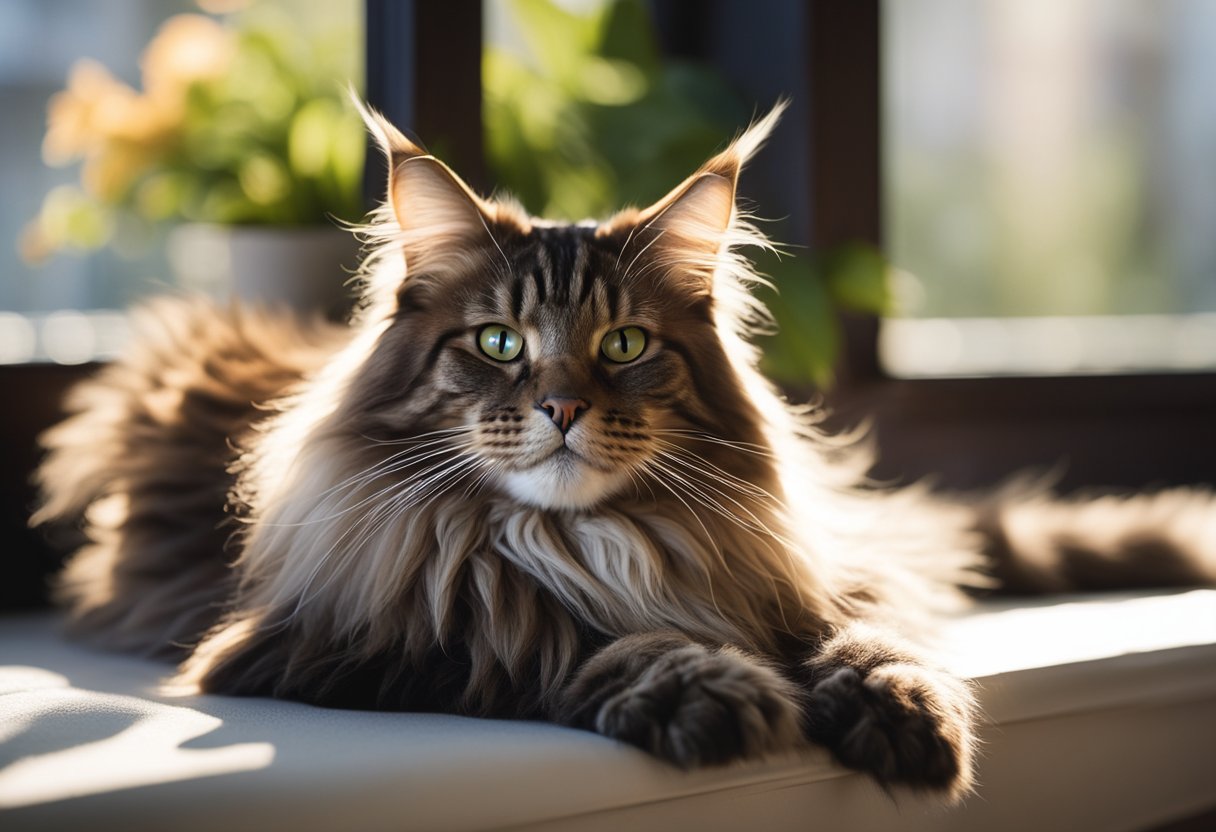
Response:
[[289, 99, 338, 178], [824, 242, 891, 314], [134, 172, 189, 221], [575, 57, 648, 105], [38, 185, 115, 251], [754, 251, 840, 388], [239, 154, 291, 206], [597, 0, 660, 74], [326, 106, 367, 220], [509, 0, 601, 81]]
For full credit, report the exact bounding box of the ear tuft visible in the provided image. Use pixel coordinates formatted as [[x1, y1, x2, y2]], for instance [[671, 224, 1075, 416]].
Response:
[[350, 93, 506, 280], [709, 98, 788, 176], [350, 92, 429, 167], [609, 101, 789, 283]]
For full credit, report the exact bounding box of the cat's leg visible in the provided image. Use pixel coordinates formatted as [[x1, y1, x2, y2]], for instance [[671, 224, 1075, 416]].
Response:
[[557, 632, 803, 767], [797, 622, 977, 799]]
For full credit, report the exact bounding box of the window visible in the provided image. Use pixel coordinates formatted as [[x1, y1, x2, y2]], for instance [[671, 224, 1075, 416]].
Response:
[[883, 0, 1216, 377]]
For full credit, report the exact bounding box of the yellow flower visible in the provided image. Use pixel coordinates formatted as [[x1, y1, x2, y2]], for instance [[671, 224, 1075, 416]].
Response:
[[82, 144, 160, 202], [42, 59, 137, 165], [43, 57, 179, 193], [141, 14, 235, 105], [95, 87, 177, 147], [25, 185, 114, 259], [43, 62, 182, 201]]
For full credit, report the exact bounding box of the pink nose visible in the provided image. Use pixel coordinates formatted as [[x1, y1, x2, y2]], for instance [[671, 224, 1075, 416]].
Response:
[[538, 396, 590, 434]]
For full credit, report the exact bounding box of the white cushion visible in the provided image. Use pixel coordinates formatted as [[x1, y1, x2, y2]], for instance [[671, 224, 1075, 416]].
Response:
[[2, 590, 1215, 831]]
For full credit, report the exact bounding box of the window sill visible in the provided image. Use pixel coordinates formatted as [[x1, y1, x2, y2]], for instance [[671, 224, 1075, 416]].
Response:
[[1, 588, 1213, 831], [880, 314, 1216, 379]]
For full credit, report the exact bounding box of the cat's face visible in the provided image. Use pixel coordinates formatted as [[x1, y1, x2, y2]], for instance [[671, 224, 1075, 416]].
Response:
[[348, 108, 776, 511], [391, 222, 732, 509]]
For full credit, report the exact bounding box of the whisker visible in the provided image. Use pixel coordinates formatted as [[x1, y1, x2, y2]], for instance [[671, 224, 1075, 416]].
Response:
[[639, 460, 729, 620], [335, 458, 477, 572], [358, 424, 477, 446], [289, 453, 485, 617], [656, 447, 763, 496], [281, 453, 469, 612], [476, 209, 513, 275], [653, 459, 799, 639], [654, 441, 784, 506], [647, 450, 807, 625], [312, 431, 477, 501], [264, 440, 478, 527], [623, 465, 656, 504], [614, 222, 640, 271], [649, 454, 795, 550], [462, 458, 500, 500], [652, 429, 774, 458]]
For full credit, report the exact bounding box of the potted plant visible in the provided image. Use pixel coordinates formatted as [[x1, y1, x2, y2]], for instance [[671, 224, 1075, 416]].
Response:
[[23, 7, 365, 317]]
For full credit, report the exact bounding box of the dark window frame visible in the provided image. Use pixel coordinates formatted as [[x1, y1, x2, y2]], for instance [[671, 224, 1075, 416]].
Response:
[[802, 2, 1216, 493], [363, 0, 486, 200]]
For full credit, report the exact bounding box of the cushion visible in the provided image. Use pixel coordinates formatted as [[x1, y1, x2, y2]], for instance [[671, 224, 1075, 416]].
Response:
[[3, 589, 1215, 831]]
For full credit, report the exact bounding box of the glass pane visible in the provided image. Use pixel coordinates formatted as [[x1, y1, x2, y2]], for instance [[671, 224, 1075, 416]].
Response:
[[882, 0, 1216, 375]]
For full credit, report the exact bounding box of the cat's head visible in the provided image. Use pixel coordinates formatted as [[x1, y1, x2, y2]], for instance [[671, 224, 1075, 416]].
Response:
[[344, 103, 786, 511]]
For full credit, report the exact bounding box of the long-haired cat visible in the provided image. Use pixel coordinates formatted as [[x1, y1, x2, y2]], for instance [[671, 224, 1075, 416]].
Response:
[[32, 102, 1216, 802]]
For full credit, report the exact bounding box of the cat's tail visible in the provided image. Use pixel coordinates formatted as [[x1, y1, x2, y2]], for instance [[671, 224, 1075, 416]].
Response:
[[31, 296, 343, 656], [968, 477, 1216, 593]]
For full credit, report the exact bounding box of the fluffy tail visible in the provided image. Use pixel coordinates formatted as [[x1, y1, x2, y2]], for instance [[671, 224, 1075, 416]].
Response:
[[970, 481, 1216, 594], [32, 297, 343, 656]]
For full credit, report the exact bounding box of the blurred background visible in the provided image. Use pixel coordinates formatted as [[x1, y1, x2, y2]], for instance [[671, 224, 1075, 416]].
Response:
[[2, 0, 1215, 605], [884, 0, 1216, 376], [5, 0, 1213, 377], [1, 0, 363, 359], [889, 0, 1216, 320]]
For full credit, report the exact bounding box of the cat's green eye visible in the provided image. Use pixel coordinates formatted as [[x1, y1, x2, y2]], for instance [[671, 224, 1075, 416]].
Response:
[[478, 324, 524, 361], [600, 326, 647, 363]]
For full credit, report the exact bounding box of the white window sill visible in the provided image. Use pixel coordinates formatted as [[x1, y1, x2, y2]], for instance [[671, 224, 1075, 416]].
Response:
[[881, 314, 1216, 378], [2, 589, 1214, 831]]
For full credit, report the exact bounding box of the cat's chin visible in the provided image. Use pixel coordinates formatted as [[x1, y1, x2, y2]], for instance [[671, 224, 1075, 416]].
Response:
[[498, 451, 630, 511]]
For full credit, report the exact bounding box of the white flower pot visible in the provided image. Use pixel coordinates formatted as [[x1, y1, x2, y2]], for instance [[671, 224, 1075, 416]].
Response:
[[167, 224, 360, 318]]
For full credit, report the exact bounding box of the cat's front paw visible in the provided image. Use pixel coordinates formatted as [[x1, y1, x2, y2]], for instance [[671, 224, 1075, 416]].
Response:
[[592, 644, 802, 768], [804, 662, 976, 798]]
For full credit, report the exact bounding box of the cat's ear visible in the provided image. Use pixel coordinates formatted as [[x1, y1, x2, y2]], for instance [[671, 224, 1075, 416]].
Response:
[[356, 99, 506, 277], [611, 101, 787, 290], [644, 173, 736, 262], [389, 155, 494, 275]]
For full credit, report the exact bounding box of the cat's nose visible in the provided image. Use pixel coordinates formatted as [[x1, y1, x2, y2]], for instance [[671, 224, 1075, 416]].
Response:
[[537, 396, 590, 434]]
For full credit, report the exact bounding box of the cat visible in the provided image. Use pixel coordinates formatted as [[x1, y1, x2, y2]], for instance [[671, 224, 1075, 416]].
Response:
[[32, 101, 1216, 803]]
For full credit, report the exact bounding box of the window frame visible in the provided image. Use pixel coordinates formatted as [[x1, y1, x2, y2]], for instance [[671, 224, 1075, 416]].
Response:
[[802, 1, 1216, 492], [363, 0, 486, 202]]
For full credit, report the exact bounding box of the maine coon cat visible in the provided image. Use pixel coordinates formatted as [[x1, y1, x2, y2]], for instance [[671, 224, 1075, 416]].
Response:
[[33, 102, 1216, 802]]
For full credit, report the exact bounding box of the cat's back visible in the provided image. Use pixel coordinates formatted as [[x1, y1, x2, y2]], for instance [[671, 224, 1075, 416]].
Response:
[[33, 296, 348, 656]]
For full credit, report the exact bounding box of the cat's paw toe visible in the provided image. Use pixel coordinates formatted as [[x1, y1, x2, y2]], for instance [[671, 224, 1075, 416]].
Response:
[[805, 664, 975, 797], [594, 645, 801, 768]]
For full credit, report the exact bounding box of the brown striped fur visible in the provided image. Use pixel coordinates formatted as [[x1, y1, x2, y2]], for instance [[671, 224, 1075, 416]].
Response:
[[33, 103, 1215, 803], [32, 300, 346, 655]]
